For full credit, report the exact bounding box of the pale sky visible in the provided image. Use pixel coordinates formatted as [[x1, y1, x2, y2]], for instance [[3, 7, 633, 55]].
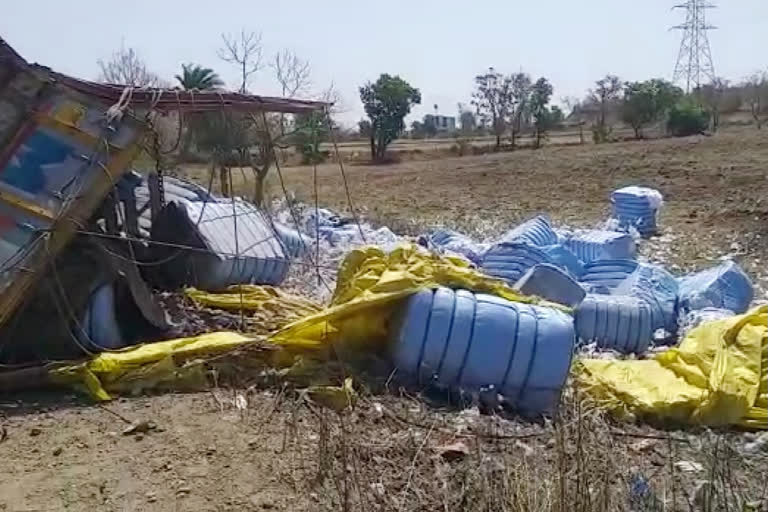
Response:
[[2, 0, 766, 127]]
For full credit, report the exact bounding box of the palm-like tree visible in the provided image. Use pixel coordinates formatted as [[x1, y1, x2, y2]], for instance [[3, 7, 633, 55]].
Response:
[[175, 64, 224, 91], [175, 64, 224, 159]]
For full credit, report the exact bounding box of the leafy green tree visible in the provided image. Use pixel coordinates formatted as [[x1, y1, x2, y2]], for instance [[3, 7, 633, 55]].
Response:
[[471, 68, 513, 149], [530, 77, 554, 148], [359, 74, 421, 161], [293, 112, 331, 164], [667, 99, 710, 137], [175, 64, 224, 159], [621, 79, 683, 138], [175, 63, 224, 90], [357, 119, 372, 138]]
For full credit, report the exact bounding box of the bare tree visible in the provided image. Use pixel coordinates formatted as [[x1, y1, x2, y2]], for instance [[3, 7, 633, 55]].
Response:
[[320, 81, 343, 115], [509, 72, 532, 148], [698, 77, 728, 132], [218, 30, 263, 93], [97, 45, 160, 87], [271, 49, 312, 135], [471, 67, 514, 149], [745, 71, 768, 130], [272, 49, 311, 99], [562, 96, 585, 144], [588, 74, 622, 142]]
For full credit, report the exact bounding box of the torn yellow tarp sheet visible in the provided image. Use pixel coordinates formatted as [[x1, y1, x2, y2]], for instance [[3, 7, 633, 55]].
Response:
[[185, 285, 322, 334], [270, 244, 567, 349], [575, 305, 767, 429], [50, 332, 256, 401], [50, 245, 563, 401]]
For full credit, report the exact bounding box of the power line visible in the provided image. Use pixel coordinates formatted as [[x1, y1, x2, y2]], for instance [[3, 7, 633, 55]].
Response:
[[671, 0, 717, 92]]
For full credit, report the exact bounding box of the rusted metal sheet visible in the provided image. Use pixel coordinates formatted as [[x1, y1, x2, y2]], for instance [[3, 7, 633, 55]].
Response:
[[52, 73, 328, 114]]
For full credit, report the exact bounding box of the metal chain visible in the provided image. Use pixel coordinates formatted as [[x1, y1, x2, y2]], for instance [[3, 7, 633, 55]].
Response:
[[152, 128, 165, 207]]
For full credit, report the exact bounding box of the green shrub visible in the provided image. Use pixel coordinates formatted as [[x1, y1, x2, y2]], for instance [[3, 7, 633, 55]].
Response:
[[667, 100, 710, 137]]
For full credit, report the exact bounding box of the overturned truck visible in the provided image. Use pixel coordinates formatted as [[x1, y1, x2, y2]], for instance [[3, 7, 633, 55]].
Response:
[[0, 37, 323, 363]]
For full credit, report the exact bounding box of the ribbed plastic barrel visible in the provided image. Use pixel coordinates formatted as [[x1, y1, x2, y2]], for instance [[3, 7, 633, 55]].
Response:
[[677, 260, 754, 314], [579, 259, 679, 334], [482, 242, 552, 284], [391, 287, 575, 415], [483, 242, 584, 284], [564, 230, 636, 264], [499, 215, 558, 246], [79, 283, 125, 350], [611, 187, 661, 237], [574, 294, 654, 353], [273, 222, 310, 259], [429, 229, 485, 264]]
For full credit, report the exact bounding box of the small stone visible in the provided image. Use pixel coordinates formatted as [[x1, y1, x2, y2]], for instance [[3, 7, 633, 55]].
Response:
[[146, 492, 157, 503], [436, 441, 470, 462], [52, 447, 62, 456], [29, 427, 42, 437], [134, 434, 144, 442], [122, 420, 155, 436], [370, 402, 384, 421], [675, 460, 704, 472], [630, 439, 656, 453]]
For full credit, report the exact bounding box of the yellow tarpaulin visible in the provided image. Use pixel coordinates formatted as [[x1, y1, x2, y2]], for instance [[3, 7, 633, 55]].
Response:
[[269, 243, 564, 349], [575, 305, 767, 429], [186, 285, 322, 334], [50, 332, 257, 400], [50, 244, 556, 400]]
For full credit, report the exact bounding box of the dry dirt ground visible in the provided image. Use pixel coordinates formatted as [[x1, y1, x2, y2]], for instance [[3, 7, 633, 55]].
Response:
[[280, 126, 767, 287], [1, 127, 767, 512]]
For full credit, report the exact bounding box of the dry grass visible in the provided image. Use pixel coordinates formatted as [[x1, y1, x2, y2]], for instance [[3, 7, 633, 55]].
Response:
[[227, 380, 768, 512], [3, 128, 766, 511]]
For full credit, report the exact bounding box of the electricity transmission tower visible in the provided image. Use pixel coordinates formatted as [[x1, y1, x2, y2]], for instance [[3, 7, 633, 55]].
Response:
[[671, 0, 717, 92]]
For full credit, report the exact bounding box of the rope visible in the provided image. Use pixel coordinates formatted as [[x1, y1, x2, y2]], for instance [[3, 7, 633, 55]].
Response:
[[326, 111, 366, 243], [312, 116, 321, 286], [260, 111, 333, 294], [105, 86, 133, 123]]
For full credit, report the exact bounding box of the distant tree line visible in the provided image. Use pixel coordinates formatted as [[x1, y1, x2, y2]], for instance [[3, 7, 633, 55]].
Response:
[[569, 72, 768, 142], [97, 39, 768, 169]]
